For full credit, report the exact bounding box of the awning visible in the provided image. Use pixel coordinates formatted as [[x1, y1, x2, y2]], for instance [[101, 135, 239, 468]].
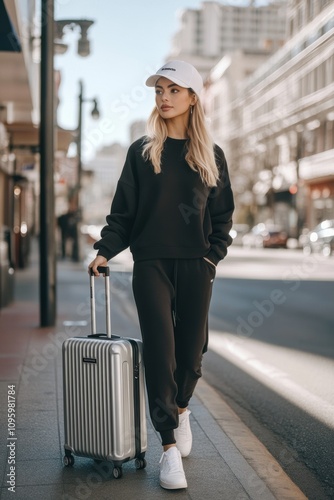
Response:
[[0, 0, 21, 52], [5, 121, 77, 153], [299, 150, 334, 181]]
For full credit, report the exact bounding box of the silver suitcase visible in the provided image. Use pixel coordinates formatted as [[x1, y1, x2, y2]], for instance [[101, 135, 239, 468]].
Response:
[[62, 266, 147, 479]]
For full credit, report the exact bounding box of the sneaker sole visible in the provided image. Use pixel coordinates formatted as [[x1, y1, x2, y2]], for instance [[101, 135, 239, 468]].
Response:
[[160, 479, 188, 490]]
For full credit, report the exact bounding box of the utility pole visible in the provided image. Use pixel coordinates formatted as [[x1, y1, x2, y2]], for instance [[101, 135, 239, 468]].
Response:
[[39, 0, 56, 326]]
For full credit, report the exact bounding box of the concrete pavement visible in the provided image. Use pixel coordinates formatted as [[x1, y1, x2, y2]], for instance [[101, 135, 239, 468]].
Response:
[[0, 243, 308, 499]]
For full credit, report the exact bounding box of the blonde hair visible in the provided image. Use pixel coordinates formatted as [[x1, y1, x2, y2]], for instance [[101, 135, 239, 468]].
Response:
[[142, 91, 219, 187]]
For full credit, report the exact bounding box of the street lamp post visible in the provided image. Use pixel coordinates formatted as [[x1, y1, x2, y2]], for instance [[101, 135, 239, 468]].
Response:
[[72, 80, 99, 262], [39, 7, 95, 326], [77, 80, 99, 194], [40, 0, 56, 327]]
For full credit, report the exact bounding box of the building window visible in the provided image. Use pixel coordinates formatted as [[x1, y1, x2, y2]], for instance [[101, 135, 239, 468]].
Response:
[[297, 7, 303, 29], [325, 120, 334, 151], [315, 122, 325, 153], [328, 55, 334, 86], [299, 76, 303, 97], [321, 0, 331, 8], [289, 18, 294, 37], [307, 70, 317, 94], [307, 0, 314, 21], [316, 63, 325, 90]]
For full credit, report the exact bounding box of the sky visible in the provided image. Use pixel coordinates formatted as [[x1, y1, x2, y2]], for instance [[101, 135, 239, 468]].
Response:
[[54, 0, 205, 161]]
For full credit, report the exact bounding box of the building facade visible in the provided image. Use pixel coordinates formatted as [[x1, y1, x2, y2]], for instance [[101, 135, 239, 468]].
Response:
[[202, 49, 271, 162], [0, 0, 76, 292], [129, 120, 146, 144], [0, 0, 39, 301], [168, 0, 287, 78], [83, 143, 127, 224], [227, 0, 334, 235]]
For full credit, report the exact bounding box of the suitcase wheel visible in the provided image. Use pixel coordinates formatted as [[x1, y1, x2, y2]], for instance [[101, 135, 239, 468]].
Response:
[[135, 458, 147, 470], [113, 466, 123, 479], [63, 454, 75, 467]]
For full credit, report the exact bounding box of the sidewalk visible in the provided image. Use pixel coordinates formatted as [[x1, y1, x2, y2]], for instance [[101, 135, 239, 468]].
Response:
[[0, 247, 307, 500]]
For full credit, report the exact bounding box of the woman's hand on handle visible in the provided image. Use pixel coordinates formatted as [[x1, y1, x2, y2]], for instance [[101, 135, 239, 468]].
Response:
[[88, 255, 108, 276]]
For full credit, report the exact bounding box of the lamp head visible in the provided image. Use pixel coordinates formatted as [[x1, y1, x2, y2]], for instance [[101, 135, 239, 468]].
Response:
[[77, 20, 94, 57], [54, 19, 94, 58], [78, 38, 90, 57], [91, 100, 100, 119], [54, 41, 68, 55]]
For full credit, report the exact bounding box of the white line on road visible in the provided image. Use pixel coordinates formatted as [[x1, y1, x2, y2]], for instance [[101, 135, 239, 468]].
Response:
[[209, 330, 334, 429]]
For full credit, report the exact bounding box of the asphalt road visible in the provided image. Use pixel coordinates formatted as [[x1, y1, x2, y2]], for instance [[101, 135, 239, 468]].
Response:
[[203, 247, 334, 500]]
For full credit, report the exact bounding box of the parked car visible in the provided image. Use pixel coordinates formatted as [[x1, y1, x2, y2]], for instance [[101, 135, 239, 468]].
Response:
[[242, 223, 288, 249], [229, 224, 250, 246], [302, 219, 334, 257]]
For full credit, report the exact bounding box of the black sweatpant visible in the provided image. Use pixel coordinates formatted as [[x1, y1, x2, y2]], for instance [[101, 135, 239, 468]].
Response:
[[132, 258, 216, 446]]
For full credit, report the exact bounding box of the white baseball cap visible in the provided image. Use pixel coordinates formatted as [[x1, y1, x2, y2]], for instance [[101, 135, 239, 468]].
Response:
[[146, 60, 203, 96]]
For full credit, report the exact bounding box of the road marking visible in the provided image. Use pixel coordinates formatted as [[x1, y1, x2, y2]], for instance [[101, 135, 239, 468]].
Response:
[[209, 330, 334, 429], [63, 320, 88, 326]]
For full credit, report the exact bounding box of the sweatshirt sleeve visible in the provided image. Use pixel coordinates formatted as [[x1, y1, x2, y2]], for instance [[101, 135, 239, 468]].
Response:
[[205, 146, 235, 265], [93, 145, 138, 261]]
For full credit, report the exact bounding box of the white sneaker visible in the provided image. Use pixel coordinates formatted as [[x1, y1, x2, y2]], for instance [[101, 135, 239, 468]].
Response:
[[159, 446, 187, 490], [174, 409, 192, 457]]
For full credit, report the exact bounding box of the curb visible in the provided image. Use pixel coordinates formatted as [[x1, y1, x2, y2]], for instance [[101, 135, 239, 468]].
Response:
[[195, 378, 307, 500]]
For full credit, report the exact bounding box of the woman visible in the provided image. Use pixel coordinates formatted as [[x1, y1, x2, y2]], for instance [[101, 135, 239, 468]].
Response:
[[89, 60, 234, 490]]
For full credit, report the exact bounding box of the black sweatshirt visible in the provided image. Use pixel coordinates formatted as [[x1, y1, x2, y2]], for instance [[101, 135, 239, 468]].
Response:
[[94, 136, 234, 265]]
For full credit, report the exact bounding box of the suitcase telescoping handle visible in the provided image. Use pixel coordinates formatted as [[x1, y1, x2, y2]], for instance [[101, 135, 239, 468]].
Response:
[[89, 266, 111, 338]]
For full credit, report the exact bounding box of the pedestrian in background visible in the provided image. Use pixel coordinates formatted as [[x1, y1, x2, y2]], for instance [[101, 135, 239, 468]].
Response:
[[57, 199, 79, 261], [57, 212, 69, 259], [89, 60, 234, 490]]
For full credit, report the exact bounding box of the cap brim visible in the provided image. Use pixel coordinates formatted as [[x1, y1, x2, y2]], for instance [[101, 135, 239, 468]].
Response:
[[145, 73, 190, 89], [145, 75, 161, 87]]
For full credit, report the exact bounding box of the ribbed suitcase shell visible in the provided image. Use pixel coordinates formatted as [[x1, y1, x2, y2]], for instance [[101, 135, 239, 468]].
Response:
[[62, 336, 147, 465], [63, 266, 147, 474]]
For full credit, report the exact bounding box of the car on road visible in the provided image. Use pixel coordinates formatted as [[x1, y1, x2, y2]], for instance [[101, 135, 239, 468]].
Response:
[[242, 223, 288, 249], [302, 219, 334, 257]]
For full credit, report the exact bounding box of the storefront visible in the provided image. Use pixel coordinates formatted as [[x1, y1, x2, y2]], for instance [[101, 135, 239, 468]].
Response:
[[299, 150, 334, 230], [0, 121, 15, 307]]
